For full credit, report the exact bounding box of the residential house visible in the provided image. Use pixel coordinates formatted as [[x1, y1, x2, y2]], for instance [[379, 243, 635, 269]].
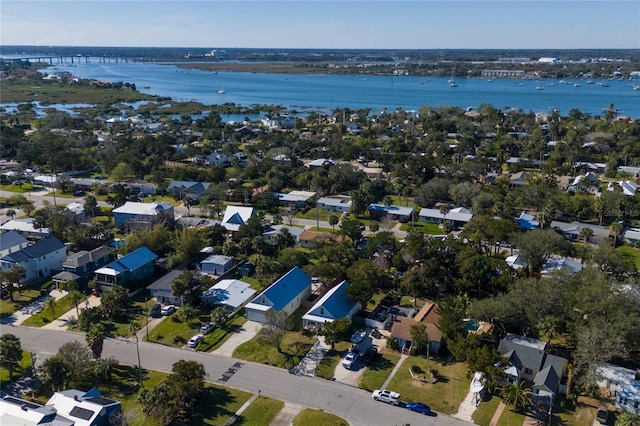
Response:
[[298, 230, 346, 249], [418, 207, 473, 230], [221, 206, 254, 232], [0, 230, 29, 258], [147, 269, 193, 306], [302, 280, 361, 331], [389, 301, 443, 354], [550, 220, 610, 244], [167, 180, 212, 201], [120, 179, 157, 196], [1, 395, 63, 426], [206, 150, 229, 166], [237, 262, 255, 277], [0, 218, 50, 239], [52, 246, 114, 288], [316, 196, 352, 214], [505, 254, 529, 270], [618, 166, 640, 179], [65, 202, 86, 219], [596, 363, 640, 415], [201, 279, 257, 313], [273, 190, 316, 207], [112, 201, 174, 231], [46, 388, 123, 426], [498, 333, 567, 399], [624, 228, 640, 245], [367, 204, 414, 221], [619, 180, 638, 196], [567, 172, 600, 194], [307, 158, 338, 169], [0, 236, 66, 283], [93, 246, 157, 290], [509, 171, 531, 189], [517, 212, 540, 230], [540, 256, 583, 275], [262, 224, 305, 245], [245, 266, 312, 323], [200, 254, 234, 276]]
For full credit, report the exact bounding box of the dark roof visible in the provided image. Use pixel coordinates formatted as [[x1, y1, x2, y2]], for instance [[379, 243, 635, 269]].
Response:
[[86, 396, 117, 406], [533, 365, 560, 392], [64, 246, 113, 268], [69, 406, 95, 420], [147, 269, 183, 291], [2, 236, 65, 262], [0, 230, 27, 249]]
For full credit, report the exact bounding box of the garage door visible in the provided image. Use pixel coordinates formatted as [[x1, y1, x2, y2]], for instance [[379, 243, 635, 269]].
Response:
[[245, 308, 267, 324]]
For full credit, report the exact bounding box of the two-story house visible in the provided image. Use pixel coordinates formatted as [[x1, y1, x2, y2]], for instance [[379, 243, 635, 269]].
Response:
[[0, 236, 66, 283], [52, 246, 114, 288], [93, 246, 157, 290], [0, 230, 29, 258], [112, 201, 174, 232]]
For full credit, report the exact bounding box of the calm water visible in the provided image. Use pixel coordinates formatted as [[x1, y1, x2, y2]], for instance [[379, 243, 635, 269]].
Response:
[[21, 61, 640, 118]]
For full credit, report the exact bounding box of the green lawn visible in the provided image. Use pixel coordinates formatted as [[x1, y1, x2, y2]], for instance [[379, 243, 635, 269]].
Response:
[[234, 397, 284, 426], [617, 245, 640, 269], [0, 184, 36, 193], [195, 384, 253, 425], [0, 350, 33, 386], [292, 408, 349, 426], [399, 221, 443, 234], [21, 293, 80, 327], [0, 288, 45, 320], [386, 357, 470, 414], [233, 331, 315, 370], [316, 341, 352, 379], [496, 406, 527, 426], [197, 315, 247, 352], [359, 352, 401, 391], [471, 394, 501, 426]]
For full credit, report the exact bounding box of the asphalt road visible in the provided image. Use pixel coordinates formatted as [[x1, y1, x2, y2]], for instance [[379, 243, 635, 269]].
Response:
[[6, 326, 471, 426]]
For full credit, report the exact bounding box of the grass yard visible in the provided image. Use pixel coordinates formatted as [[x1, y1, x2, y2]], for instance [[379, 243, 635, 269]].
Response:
[[233, 331, 316, 370], [0, 350, 33, 386], [359, 352, 401, 391], [197, 315, 247, 352], [386, 357, 470, 414], [195, 384, 253, 425], [496, 406, 527, 426], [617, 245, 640, 270], [471, 395, 501, 426], [239, 276, 263, 291], [399, 221, 443, 234], [0, 184, 36, 193], [292, 408, 349, 426], [0, 288, 44, 320], [316, 341, 352, 379], [21, 293, 79, 327], [234, 397, 284, 426]]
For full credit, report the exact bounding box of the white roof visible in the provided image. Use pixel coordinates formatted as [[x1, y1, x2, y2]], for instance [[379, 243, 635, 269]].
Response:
[[221, 206, 254, 232], [505, 255, 528, 269], [94, 267, 119, 276], [112, 201, 173, 215], [65, 202, 85, 215], [541, 256, 583, 274], [317, 197, 352, 207], [418, 206, 473, 222], [202, 279, 256, 309], [625, 228, 640, 242], [0, 218, 50, 234], [619, 180, 638, 196]]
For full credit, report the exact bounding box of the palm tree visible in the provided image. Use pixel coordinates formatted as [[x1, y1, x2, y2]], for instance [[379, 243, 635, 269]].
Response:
[[439, 205, 450, 230], [86, 323, 106, 359], [45, 297, 56, 321], [580, 227, 594, 243], [69, 290, 84, 318], [5, 209, 16, 220], [502, 380, 533, 413], [177, 304, 197, 324], [609, 222, 623, 248], [129, 319, 143, 385], [328, 215, 339, 230], [93, 356, 118, 382], [7, 265, 25, 300]]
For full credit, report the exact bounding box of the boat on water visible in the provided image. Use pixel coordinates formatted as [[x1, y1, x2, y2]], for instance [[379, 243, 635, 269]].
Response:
[[601, 82, 610, 87], [574, 83, 581, 87], [547, 82, 555, 86], [536, 86, 544, 90], [217, 89, 225, 94], [143, 85, 150, 89], [450, 82, 458, 87], [633, 85, 640, 91]]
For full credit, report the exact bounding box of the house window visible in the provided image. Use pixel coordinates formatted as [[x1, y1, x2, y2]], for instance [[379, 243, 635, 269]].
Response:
[[320, 308, 325, 315], [261, 297, 266, 304]]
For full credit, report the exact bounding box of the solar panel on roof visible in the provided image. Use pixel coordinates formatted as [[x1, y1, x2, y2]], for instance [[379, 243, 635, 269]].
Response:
[[86, 396, 116, 406], [3, 396, 41, 409], [69, 406, 95, 420]]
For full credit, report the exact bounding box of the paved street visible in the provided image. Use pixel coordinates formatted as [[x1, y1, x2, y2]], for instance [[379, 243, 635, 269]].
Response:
[[5, 326, 472, 426]]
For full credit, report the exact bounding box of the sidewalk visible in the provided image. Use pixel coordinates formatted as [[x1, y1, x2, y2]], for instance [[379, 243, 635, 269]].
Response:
[[453, 389, 480, 422], [1, 289, 67, 326], [489, 401, 507, 426], [380, 353, 408, 389], [289, 336, 330, 376], [269, 402, 305, 426], [41, 295, 101, 330]]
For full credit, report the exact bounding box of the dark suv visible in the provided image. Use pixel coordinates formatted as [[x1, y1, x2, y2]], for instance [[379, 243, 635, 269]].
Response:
[[149, 303, 161, 318]]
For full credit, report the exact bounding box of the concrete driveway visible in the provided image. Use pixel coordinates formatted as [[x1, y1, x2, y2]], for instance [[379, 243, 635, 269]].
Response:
[[212, 320, 262, 357], [333, 331, 378, 387]]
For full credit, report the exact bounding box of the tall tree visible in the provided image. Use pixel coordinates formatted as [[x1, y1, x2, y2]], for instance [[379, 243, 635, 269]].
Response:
[[86, 323, 106, 359], [169, 360, 206, 421], [512, 228, 569, 275], [410, 323, 429, 356], [258, 309, 288, 353], [502, 380, 532, 413], [0, 334, 22, 380], [319, 317, 351, 349]]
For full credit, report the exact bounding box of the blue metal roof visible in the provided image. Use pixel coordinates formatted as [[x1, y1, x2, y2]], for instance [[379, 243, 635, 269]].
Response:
[[107, 246, 157, 273], [312, 280, 359, 319], [261, 266, 311, 311]]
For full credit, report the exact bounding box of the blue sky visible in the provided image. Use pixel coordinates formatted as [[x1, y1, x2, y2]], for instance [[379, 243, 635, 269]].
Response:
[[2, 1, 639, 49]]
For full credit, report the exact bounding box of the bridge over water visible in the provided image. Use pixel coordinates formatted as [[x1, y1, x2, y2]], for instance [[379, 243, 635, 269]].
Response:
[[6, 56, 129, 65]]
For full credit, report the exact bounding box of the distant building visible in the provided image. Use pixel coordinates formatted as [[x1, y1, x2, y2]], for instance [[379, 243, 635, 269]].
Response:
[[0, 236, 66, 283], [112, 201, 174, 231], [221, 206, 254, 232], [167, 180, 211, 201], [418, 207, 473, 230], [200, 254, 234, 276], [0, 218, 50, 239], [0, 230, 29, 258], [262, 224, 305, 245], [52, 246, 114, 288], [367, 204, 414, 221], [316, 196, 352, 214]]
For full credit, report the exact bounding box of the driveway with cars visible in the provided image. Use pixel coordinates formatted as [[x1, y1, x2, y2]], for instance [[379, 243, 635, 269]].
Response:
[[333, 331, 376, 386]]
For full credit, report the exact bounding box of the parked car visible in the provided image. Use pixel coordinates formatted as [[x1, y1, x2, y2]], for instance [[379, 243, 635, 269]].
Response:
[[350, 329, 366, 344], [149, 303, 161, 318], [342, 352, 358, 369], [372, 389, 400, 405], [188, 334, 203, 348], [200, 322, 215, 335], [359, 346, 378, 364], [406, 402, 431, 415], [161, 305, 176, 316]]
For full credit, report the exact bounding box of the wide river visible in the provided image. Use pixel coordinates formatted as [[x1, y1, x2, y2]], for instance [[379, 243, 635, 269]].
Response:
[[28, 61, 640, 118]]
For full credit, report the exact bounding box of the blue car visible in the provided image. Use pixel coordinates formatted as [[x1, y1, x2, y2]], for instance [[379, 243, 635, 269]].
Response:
[[406, 402, 431, 415]]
